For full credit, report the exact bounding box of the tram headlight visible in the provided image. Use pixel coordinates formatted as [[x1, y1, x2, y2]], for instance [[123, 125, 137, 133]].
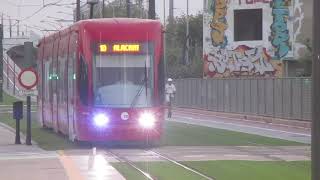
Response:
[[139, 112, 156, 129], [93, 114, 110, 127]]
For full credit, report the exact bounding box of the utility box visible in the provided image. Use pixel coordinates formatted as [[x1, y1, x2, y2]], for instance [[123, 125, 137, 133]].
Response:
[[13, 101, 23, 120]]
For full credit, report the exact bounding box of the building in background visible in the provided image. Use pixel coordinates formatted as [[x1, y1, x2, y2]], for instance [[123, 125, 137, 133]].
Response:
[[203, 0, 311, 78]]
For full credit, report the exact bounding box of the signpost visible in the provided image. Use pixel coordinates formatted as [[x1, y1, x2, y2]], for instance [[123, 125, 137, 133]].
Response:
[[18, 68, 38, 91], [18, 66, 38, 145]]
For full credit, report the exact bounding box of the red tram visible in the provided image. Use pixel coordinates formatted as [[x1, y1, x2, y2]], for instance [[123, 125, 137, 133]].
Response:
[[37, 18, 165, 142]]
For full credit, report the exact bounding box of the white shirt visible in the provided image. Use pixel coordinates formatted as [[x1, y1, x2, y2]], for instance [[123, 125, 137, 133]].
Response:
[[165, 83, 176, 94]]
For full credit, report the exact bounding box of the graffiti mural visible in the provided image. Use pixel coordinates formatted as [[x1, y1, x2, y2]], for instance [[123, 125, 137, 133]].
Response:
[[203, 0, 302, 78], [270, 0, 291, 58], [210, 0, 228, 48], [238, 0, 271, 5], [204, 45, 282, 77]]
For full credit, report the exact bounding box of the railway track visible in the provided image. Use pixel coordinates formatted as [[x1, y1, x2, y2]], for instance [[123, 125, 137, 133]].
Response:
[[105, 149, 156, 180], [104, 148, 216, 180]]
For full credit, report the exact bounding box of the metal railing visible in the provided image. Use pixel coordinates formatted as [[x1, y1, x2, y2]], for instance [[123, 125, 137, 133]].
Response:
[[173, 78, 312, 121]]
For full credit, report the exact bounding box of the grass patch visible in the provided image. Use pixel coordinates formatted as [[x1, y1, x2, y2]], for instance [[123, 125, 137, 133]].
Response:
[[112, 161, 311, 180], [160, 121, 305, 146], [184, 161, 311, 180], [0, 114, 304, 150], [0, 113, 79, 150], [0, 92, 20, 105], [112, 161, 205, 180]]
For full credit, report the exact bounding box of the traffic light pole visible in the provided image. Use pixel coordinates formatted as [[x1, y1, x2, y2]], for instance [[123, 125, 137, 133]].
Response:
[[312, 0, 320, 178]]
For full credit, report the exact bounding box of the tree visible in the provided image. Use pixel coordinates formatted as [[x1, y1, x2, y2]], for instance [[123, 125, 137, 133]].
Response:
[[165, 12, 203, 78], [298, 38, 312, 76], [102, 0, 148, 18]]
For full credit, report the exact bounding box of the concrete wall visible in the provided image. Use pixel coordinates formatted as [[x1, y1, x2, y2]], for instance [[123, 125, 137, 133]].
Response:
[[203, 0, 308, 78]]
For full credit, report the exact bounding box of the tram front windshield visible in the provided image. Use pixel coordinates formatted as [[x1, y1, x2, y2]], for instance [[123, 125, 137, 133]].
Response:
[[93, 54, 154, 108]]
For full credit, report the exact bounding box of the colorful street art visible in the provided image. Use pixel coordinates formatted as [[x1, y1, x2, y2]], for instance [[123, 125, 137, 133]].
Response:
[[203, 0, 303, 78], [204, 45, 282, 77], [210, 0, 228, 48], [238, 0, 271, 5], [270, 0, 291, 58]]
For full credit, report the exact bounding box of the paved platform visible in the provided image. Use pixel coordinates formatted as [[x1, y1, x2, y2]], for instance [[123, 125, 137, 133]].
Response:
[[0, 122, 125, 180]]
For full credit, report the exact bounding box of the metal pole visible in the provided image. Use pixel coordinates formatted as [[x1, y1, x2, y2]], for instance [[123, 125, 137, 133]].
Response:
[[89, 4, 94, 19], [126, 0, 131, 18], [163, 0, 166, 24], [16, 20, 19, 36], [169, 0, 174, 24], [24, 41, 33, 145], [164, 0, 167, 80], [9, 17, 12, 38], [76, 0, 81, 21], [149, 0, 155, 19], [6, 56, 8, 89], [102, 0, 105, 18], [13, 62, 15, 95], [0, 24, 3, 102], [1, 13, 3, 26], [186, 0, 189, 65], [26, 96, 31, 145], [15, 118, 21, 144], [312, 0, 320, 177]]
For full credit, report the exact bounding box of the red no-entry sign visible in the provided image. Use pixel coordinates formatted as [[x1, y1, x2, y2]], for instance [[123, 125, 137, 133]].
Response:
[[18, 68, 38, 90]]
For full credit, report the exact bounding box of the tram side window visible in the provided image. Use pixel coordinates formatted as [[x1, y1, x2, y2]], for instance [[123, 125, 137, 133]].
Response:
[[44, 61, 50, 102], [79, 56, 88, 105]]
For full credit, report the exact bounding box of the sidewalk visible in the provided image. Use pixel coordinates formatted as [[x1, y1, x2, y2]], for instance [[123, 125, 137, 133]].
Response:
[[0, 122, 126, 180], [0, 122, 68, 180]]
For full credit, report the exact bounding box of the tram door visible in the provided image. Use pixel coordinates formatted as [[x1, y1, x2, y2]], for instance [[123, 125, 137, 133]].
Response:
[[67, 32, 77, 139]]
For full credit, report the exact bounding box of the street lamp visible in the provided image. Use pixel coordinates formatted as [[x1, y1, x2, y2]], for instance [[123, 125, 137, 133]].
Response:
[[87, 0, 99, 19]]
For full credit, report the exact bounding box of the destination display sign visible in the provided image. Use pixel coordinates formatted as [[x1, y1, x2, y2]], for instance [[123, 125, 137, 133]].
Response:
[[97, 43, 145, 54]]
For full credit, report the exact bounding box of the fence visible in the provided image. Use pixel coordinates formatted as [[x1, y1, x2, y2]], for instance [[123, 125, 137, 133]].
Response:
[[174, 78, 312, 121]]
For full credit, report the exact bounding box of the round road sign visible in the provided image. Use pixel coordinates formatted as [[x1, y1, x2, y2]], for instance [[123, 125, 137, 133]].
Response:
[[18, 68, 38, 90]]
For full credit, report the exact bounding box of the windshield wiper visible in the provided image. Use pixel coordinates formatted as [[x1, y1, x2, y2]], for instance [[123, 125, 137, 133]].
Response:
[[130, 61, 148, 108]]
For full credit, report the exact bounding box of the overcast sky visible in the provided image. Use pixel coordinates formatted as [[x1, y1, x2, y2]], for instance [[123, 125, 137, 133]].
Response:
[[0, 0, 203, 38]]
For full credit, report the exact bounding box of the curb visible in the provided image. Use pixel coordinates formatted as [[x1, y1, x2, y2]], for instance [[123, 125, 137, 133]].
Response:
[[0, 122, 38, 145]]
